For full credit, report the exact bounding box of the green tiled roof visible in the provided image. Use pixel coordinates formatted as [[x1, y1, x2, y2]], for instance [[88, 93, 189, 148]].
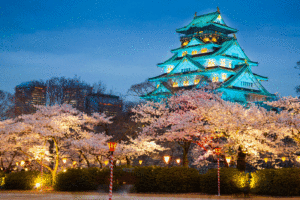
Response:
[[176, 11, 237, 34]]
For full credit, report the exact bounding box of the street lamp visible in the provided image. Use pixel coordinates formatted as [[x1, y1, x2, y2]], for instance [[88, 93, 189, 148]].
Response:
[[104, 160, 109, 166], [73, 161, 77, 168], [225, 156, 231, 166], [139, 160, 143, 165], [62, 157, 67, 164], [20, 160, 25, 167], [281, 157, 286, 162], [214, 147, 221, 197], [108, 142, 117, 200], [264, 157, 268, 163], [163, 155, 170, 167], [176, 158, 181, 165]]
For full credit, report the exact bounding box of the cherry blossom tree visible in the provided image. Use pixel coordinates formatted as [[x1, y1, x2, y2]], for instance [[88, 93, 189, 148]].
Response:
[[0, 104, 112, 185]]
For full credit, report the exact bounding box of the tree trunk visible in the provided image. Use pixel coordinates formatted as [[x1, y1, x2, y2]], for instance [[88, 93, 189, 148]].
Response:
[[126, 156, 131, 167], [79, 150, 90, 168], [178, 141, 191, 167], [237, 146, 246, 172]]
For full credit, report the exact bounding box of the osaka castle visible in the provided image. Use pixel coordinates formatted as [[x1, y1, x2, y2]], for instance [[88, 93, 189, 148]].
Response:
[[141, 8, 275, 104]]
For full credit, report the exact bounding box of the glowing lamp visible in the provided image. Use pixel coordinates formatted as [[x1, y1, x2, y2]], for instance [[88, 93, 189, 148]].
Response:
[[62, 157, 67, 164], [104, 160, 109, 165], [20, 160, 25, 166], [25, 168, 28, 171], [215, 148, 221, 155], [73, 161, 77, 166], [225, 156, 231, 164], [63, 169, 67, 172], [264, 158, 268, 163], [163, 156, 170, 164], [108, 142, 117, 152], [176, 158, 181, 164], [297, 156, 300, 162], [281, 157, 286, 162], [35, 183, 41, 188], [16, 162, 19, 166], [139, 160, 142, 165]]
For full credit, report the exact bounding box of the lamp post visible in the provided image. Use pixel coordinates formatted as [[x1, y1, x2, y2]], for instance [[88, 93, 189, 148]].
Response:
[[225, 156, 231, 167], [139, 160, 143, 165], [176, 158, 181, 165], [62, 157, 67, 172], [215, 147, 221, 197], [108, 142, 117, 200], [163, 155, 170, 167]]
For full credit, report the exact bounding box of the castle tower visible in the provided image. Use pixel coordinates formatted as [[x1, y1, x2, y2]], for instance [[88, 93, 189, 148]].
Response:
[[141, 9, 275, 104]]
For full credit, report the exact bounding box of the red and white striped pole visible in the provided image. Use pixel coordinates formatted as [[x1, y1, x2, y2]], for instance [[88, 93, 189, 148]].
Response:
[[215, 147, 221, 197], [109, 152, 114, 200], [217, 157, 220, 196], [108, 142, 117, 200]]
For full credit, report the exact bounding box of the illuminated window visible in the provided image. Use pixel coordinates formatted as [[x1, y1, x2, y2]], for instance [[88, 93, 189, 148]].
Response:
[[156, 84, 160, 88], [222, 73, 227, 80], [228, 62, 232, 68], [167, 65, 173, 73], [173, 82, 178, 87], [199, 31, 203, 34], [220, 59, 226, 67], [182, 41, 189, 46], [212, 76, 219, 82], [183, 80, 189, 86], [203, 37, 210, 42], [192, 50, 197, 55], [182, 51, 187, 57], [212, 37, 217, 42], [194, 79, 200, 84], [201, 48, 208, 53], [207, 59, 215, 67]]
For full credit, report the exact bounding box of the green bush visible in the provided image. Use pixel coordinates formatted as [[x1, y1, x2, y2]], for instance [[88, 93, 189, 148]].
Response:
[[200, 168, 249, 195], [250, 168, 300, 196], [156, 167, 201, 193], [4, 171, 51, 190], [133, 166, 162, 193], [54, 168, 98, 191]]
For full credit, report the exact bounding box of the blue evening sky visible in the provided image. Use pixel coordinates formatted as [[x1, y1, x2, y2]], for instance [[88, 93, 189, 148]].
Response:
[[0, 0, 299, 99]]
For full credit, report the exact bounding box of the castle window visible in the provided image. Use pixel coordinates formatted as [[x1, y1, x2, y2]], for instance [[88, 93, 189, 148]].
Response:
[[203, 37, 210, 43], [173, 82, 178, 87], [194, 79, 200, 85], [241, 81, 253, 87], [201, 48, 208, 53], [157, 84, 160, 88], [207, 59, 215, 67], [220, 59, 226, 67], [212, 76, 219, 82], [181, 68, 191, 73], [222, 73, 227, 80], [212, 37, 217, 42], [182, 41, 189, 46], [182, 51, 187, 57], [183, 80, 189, 86], [192, 50, 197, 55], [167, 65, 173, 73], [229, 62, 232, 68]]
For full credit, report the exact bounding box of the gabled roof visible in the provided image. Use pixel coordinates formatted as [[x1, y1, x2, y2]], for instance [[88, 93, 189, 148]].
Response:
[[176, 11, 238, 34], [157, 53, 178, 67], [169, 55, 205, 75], [221, 65, 272, 95]]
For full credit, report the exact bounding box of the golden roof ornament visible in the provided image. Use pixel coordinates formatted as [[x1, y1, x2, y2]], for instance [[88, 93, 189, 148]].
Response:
[[217, 7, 220, 13], [233, 34, 237, 39], [194, 12, 197, 18], [245, 59, 249, 65]]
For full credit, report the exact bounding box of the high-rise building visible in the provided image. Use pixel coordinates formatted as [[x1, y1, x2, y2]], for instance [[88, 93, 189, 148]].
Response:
[[15, 81, 46, 115], [85, 93, 122, 116], [141, 8, 275, 104]]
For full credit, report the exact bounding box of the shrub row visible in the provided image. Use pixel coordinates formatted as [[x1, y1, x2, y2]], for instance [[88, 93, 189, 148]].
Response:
[[133, 166, 201, 193], [250, 168, 300, 196]]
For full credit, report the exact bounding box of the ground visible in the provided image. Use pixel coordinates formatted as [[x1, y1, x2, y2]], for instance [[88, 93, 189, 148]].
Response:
[[0, 191, 299, 200]]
